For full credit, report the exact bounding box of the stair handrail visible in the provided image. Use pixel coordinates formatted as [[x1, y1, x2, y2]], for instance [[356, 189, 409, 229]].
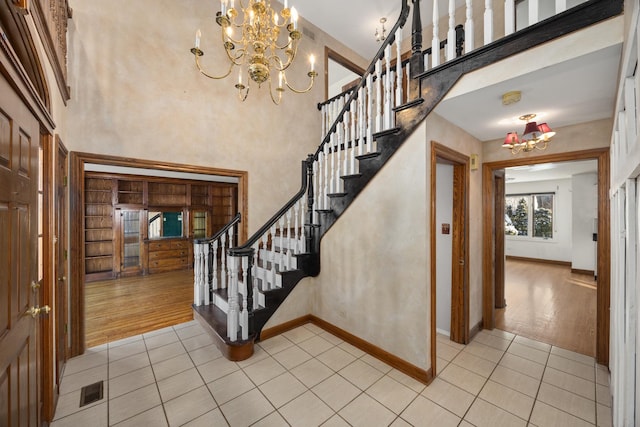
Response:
[[193, 212, 241, 245], [314, 0, 410, 160], [227, 157, 310, 256]]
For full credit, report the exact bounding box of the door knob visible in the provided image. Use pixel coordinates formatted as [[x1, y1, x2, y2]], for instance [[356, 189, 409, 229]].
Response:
[[26, 305, 51, 318], [58, 276, 66, 282]]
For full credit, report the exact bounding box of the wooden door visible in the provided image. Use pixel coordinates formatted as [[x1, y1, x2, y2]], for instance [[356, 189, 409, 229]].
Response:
[[0, 70, 41, 426], [450, 162, 469, 343], [55, 140, 68, 393], [494, 170, 506, 308]]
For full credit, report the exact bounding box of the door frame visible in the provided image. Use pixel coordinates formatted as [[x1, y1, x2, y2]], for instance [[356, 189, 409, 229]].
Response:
[[493, 170, 506, 309], [482, 147, 610, 365], [69, 152, 249, 356], [430, 142, 470, 373]]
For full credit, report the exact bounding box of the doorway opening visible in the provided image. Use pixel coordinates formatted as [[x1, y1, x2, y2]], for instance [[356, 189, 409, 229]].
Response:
[[430, 142, 470, 375], [324, 47, 364, 101], [482, 148, 610, 365], [69, 152, 249, 356]]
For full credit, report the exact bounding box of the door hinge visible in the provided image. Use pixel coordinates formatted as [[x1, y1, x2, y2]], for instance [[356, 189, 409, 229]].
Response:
[[64, 249, 68, 260], [63, 176, 68, 187]]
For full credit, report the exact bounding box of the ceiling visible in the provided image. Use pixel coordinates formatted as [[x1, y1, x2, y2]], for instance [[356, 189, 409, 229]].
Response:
[[505, 160, 598, 184]]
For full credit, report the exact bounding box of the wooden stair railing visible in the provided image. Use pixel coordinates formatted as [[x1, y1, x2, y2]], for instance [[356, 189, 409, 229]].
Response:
[[194, 0, 624, 361]]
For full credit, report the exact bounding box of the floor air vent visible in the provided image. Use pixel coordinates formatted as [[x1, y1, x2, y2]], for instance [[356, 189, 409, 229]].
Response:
[[79, 381, 104, 407]]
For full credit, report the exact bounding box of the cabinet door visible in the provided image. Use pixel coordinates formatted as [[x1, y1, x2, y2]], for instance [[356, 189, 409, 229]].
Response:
[[118, 209, 143, 275]]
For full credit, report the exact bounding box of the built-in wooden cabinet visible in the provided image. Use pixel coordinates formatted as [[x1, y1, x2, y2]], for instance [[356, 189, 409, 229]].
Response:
[[83, 173, 237, 281], [84, 177, 115, 280], [148, 239, 190, 273]]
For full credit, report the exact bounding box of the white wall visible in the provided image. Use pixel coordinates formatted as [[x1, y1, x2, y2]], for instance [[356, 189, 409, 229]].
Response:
[[65, 0, 368, 235], [571, 172, 597, 272], [505, 179, 572, 262], [435, 163, 453, 336]]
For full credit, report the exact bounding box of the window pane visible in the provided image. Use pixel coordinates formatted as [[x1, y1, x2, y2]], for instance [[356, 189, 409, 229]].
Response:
[[533, 194, 553, 238], [505, 196, 529, 236]]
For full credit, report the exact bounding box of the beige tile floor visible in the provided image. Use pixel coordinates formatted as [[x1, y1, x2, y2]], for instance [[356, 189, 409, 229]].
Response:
[[51, 322, 612, 426]]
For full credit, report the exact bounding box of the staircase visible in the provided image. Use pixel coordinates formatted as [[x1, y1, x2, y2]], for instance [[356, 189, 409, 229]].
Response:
[[193, 0, 623, 361]]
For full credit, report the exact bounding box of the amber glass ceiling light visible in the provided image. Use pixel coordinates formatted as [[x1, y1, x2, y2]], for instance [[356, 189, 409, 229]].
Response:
[[191, 0, 317, 105], [502, 113, 556, 154]]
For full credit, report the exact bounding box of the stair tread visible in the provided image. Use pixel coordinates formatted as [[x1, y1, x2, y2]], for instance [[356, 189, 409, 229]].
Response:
[[327, 192, 348, 198], [356, 152, 380, 161], [341, 173, 362, 180]]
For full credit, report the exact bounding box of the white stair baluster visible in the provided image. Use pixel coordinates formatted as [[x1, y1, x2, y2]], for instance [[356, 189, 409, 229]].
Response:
[[278, 216, 285, 270], [395, 27, 403, 110], [270, 224, 278, 287], [384, 44, 392, 130], [465, 0, 474, 52], [204, 243, 210, 301], [504, 0, 515, 36], [294, 200, 300, 253], [285, 209, 292, 269], [329, 133, 336, 194], [343, 109, 350, 177], [555, 0, 567, 14], [211, 240, 218, 291], [366, 74, 374, 152], [193, 243, 202, 306], [375, 59, 382, 133], [261, 233, 269, 290], [323, 141, 329, 208], [529, 0, 539, 26], [227, 256, 238, 341], [432, 0, 440, 67], [424, 52, 430, 71], [220, 233, 227, 289], [358, 87, 365, 157], [252, 244, 260, 309], [349, 100, 357, 174], [484, 0, 493, 45], [299, 198, 306, 253], [446, 0, 456, 61], [240, 256, 249, 340]]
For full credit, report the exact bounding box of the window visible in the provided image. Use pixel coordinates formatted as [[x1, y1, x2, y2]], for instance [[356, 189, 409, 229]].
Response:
[[505, 193, 554, 239]]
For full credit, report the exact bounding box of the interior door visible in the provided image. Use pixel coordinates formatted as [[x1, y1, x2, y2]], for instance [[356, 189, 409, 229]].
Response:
[[494, 170, 506, 308], [55, 140, 68, 393], [0, 72, 41, 426]]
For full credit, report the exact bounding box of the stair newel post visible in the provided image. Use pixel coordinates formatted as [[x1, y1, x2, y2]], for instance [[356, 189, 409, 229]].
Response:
[[220, 233, 227, 289], [446, 0, 456, 61], [305, 154, 315, 257], [227, 254, 239, 341], [410, 0, 424, 99], [204, 242, 211, 301], [432, 0, 440, 67], [465, 0, 474, 53], [395, 26, 403, 109]]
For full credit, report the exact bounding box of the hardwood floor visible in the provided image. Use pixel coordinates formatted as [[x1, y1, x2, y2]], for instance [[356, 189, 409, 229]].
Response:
[[496, 259, 597, 357], [85, 270, 194, 348]]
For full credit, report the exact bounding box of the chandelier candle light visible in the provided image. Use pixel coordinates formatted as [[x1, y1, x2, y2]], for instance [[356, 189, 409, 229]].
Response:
[[502, 113, 556, 154], [190, 0, 317, 105]]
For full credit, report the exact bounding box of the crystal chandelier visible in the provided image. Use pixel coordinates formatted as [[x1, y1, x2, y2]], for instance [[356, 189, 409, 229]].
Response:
[[502, 114, 556, 154], [190, 0, 317, 105]]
